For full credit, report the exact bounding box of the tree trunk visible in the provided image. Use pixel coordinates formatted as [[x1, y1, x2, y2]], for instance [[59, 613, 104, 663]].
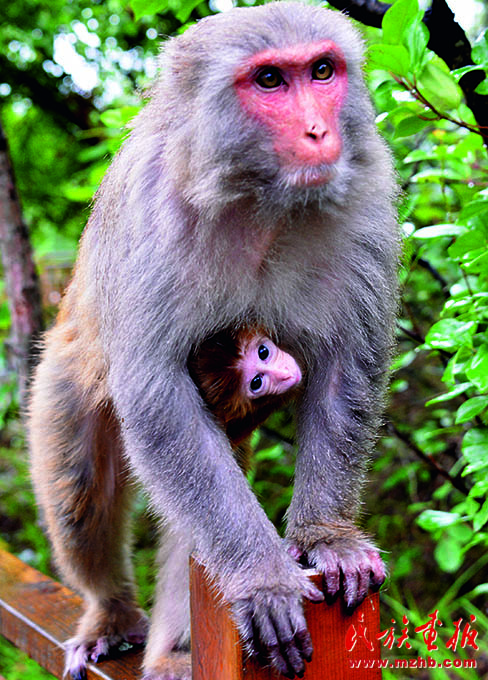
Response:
[[0, 120, 43, 410]]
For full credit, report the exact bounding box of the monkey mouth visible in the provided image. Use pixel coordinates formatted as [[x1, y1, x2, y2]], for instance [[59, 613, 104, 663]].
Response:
[[281, 367, 302, 390], [283, 163, 335, 188]]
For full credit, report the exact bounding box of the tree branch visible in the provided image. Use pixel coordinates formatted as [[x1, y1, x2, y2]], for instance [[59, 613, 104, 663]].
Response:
[[327, 0, 390, 28], [387, 422, 469, 495], [327, 0, 488, 146]]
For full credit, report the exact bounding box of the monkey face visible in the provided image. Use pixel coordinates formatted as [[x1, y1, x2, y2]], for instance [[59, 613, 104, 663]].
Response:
[[239, 335, 302, 399], [233, 40, 348, 187]]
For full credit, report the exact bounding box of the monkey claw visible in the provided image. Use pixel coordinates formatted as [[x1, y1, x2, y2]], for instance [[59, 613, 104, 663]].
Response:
[[65, 621, 148, 680]]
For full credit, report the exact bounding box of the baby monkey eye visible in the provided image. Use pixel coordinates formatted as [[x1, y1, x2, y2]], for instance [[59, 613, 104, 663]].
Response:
[[256, 67, 284, 89], [312, 58, 334, 81], [258, 344, 269, 361], [250, 375, 263, 392]]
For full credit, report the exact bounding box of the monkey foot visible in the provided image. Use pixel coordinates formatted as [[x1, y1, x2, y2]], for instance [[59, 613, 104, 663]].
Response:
[[65, 613, 149, 679], [303, 538, 386, 611], [142, 651, 191, 680]]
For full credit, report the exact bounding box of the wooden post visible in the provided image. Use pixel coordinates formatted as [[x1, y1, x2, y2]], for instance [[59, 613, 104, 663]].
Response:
[[190, 559, 382, 680]]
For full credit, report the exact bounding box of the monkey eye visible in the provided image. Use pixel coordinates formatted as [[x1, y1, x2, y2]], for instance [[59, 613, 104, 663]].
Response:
[[255, 67, 284, 89], [250, 375, 263, 393], [258, 344, 269, 361], [312, 59, 334, 81]]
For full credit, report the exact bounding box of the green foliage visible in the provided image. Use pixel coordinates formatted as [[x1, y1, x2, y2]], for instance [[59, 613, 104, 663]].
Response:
[[364, 1, 488, 669], [0, 636, 55, 679], [131, 0, 206, 24]]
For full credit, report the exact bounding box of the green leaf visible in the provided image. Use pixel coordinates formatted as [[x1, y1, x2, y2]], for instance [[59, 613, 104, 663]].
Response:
[[462, 428, 488, 474], [466, 345, 488, 392], [100, 106, 141, 129], [403, 149, 436, 163], [448, 231, 486, 260], [434, 536, 463, 573], [417, 59, 464, 110], [412, 167, 469, 182], [472, 29, 488, 67], [475, 79, 488, 95], [426, 382, 471, 405], [425, 319, 476, 351], [464, 250, 488, 274], [474, 499, 488, 532], [368, 44, 411, 76], [382, 0, 420, 47], [393, 114, 430, 138], [175, 0, 203, 23], [451, 65, 486, 82], [469, 479, 488, 498], [403, 16, 429, 72], [254, 444, 284, 462], [413, 224, 465, 239], [0, 302, 11, 330], [455, 396, 488, 424], [391, 350, 417, 371], [442, 347, 472, 384], [63, 185, 95, 202], [130, 0, 168, 20], [417, 509, 461, 531]]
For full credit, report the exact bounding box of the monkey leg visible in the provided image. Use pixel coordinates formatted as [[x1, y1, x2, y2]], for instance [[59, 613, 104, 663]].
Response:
[[142, 527, 192, 680], [288, 355, 387, 612], [29, 348, 148, 679]]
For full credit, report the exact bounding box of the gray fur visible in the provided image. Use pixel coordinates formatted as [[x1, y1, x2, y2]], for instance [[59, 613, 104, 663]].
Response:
[[29, 4, 398, 678]]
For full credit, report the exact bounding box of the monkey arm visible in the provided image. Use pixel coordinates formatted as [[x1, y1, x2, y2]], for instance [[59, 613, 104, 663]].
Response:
[[109, 364, 323, 677], [286, 348, 387, 608]]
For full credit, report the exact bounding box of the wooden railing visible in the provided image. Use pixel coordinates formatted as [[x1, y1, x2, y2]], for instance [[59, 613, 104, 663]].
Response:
[[0, 549, 381, 679]]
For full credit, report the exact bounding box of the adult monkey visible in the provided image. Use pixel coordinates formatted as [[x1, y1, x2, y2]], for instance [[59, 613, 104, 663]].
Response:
[[29, 3, 398, 679]]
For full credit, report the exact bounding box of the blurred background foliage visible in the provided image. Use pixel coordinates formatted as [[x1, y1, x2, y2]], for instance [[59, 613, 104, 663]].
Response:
[[0, 0, 487, 677]]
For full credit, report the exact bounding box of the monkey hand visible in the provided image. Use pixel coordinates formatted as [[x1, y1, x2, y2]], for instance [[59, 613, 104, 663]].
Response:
[[287, 527, 386, 612], [230, 563, 323, 679]]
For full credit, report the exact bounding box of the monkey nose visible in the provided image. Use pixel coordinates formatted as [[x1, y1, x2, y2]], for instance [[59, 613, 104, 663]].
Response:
[[276, 367, 301, 384], [305, 124, 327, 142]]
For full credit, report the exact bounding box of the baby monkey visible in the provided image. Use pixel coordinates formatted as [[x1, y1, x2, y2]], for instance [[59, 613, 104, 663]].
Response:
[[189, 327, 303, 448]]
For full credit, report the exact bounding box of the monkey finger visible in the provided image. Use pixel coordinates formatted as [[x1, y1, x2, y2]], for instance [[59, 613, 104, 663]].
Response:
[[356, 566, 371, 606], [367, 550, 387, 590], [306, 544, 341, 599], [252, 614, 293, 677], [323, 566, 341, 601], [256, 609, 281, 652], [301, 579, 324, 603], [294, 628, 314, 663], [267, 644, 296, 679], [231, 600, 258, 656], [286, 542, 305, 563], [289, 607, 314, 662], [276, 641, 306, 679], [89, 636, 110, 662], [270, 608, 307, 677], [343, 567, 360, 611]]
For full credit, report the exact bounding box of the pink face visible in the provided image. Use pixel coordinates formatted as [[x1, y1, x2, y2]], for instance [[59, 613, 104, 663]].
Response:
[[234, 41, 348, 186], [239, 336, 302, 400]]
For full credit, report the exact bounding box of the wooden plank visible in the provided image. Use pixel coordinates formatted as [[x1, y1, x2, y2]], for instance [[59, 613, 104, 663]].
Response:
[[1, 549, 381, 680], [0, 550, 143, 680], [190, 559, 381, 680]]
